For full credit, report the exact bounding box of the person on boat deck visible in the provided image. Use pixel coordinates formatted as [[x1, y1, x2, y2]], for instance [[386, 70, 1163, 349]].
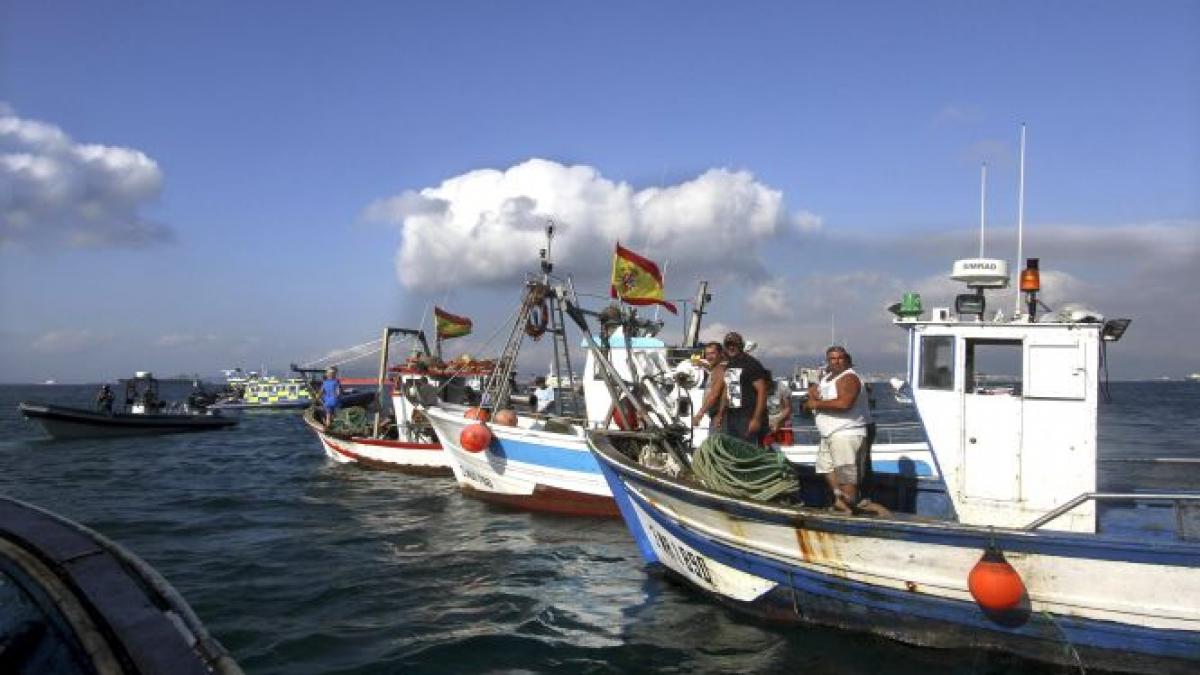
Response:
[[721, 332, 770, 444], [320, 367, 342, 428], [804, 346, 883, 514], [533, 377, 555, 414], [124, 380, 137, 406], [95, 384, 115, 414], [691, 341, 727, 431]]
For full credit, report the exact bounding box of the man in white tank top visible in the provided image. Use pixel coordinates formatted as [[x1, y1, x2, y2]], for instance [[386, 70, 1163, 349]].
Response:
[[804, 346, 871, 513]]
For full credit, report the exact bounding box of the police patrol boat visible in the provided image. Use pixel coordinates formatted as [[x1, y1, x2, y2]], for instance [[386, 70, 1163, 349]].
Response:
[[584, 256, 1200, 673], [18, 372, 239, 440]]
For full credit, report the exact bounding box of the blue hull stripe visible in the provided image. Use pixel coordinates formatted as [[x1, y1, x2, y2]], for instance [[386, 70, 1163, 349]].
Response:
[[490, 435, 602, 475], [619, 472, 1200, 660]]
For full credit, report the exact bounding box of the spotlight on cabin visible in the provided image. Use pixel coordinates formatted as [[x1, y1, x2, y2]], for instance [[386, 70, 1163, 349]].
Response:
[[1102, 318, 1132, 342], [955, 292, 986, 318]]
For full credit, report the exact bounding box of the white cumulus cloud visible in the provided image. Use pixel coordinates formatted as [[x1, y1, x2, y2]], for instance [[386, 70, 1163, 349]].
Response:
[[1, 104, 170, 248], [365, 159, 810, 292]]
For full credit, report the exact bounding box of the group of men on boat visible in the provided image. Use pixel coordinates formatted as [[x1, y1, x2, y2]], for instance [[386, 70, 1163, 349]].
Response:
[[691, 331, 885, 515]]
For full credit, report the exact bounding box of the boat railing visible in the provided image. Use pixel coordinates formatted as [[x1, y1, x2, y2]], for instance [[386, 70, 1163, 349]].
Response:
[[1024, 491, 1200, 539], [786, 421, 926, 446]]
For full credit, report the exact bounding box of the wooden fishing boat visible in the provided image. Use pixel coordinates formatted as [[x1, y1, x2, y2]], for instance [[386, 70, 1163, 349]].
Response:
[[584, 257, 1200, 673]]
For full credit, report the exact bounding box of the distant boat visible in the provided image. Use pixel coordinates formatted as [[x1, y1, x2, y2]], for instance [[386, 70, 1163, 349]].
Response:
[[18, 372, 239, 439], [1189, 373, 1200, 382], [41, 379, 56, 385]]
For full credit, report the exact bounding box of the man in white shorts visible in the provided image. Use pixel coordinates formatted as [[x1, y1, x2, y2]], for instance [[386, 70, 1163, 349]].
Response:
[[804, 346, 876, 513]]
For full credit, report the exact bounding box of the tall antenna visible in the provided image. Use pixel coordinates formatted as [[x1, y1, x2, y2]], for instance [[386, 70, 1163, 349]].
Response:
[[1014, 124, 1027, 317], [979, 163, 988, 257]]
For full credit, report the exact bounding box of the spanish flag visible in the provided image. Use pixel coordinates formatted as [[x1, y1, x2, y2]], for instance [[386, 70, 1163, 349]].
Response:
[[610, 243, 677, 314], [434, 306, 472, 340]]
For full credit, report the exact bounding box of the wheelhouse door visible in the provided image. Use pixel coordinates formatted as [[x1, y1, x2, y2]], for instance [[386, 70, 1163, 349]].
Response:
[[962, 339, 1023, 500]]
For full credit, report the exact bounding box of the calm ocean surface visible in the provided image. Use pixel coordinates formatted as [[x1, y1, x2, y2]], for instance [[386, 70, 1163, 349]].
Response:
[[3, 382, 1198, 675]]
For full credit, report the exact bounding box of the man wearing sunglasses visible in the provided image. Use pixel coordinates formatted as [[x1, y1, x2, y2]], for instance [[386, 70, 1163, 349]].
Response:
[[720, 332, 770, 445]]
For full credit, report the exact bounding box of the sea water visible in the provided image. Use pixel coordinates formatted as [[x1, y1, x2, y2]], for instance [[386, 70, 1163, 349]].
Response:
[[2, 382, 1198, 674]]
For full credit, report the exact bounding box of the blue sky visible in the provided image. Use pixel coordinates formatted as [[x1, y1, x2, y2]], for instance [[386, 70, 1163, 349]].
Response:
[[2, 1, 1197, 382]]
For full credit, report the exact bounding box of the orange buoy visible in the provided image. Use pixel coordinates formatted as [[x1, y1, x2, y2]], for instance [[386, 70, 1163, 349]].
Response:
[[459, 423, 492, 453], [464, 407, 491, 422], [968, 544, 1026, 612], [493, 409, 518, 426]]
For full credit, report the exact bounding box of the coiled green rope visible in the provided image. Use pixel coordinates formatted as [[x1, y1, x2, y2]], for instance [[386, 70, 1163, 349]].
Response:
[[691, 433, 800, 502]]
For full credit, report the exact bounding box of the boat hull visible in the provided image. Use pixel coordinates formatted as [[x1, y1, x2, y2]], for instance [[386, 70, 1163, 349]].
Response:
[[589, 432, 1200, 674], [425, 406, 618, 517], [17, 402, 238, 440], [303, 409, 450, 475], [0, 497, 240, 674]]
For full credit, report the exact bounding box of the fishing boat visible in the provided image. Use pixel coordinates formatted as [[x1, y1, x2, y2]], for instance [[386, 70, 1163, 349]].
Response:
[[305, 327, 454, 474], [0, 496, 242, 674], [18, 373, 239, 440], [584, 256, 1200, 673], [423, 226, 616, 515]]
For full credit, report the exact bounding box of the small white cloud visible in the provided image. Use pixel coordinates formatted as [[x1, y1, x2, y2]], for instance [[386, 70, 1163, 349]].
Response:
[[1, 104, 169, 249], [31, 328, 113, 354], [365, 159, 810, 292], [792, 210, 823, 234]]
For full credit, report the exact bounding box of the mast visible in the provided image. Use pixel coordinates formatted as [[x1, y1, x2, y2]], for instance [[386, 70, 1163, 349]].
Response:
[[682, 280, 710, 348], [979, 163, 988, 257], [1015, 124, 1027, 318]]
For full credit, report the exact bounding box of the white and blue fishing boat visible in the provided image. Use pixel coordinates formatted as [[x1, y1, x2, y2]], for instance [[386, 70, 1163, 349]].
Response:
[[584, 257, 1199, 673]]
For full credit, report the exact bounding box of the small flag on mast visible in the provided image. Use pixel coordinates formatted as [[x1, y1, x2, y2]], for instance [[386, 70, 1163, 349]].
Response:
[[610, 243, 677, 314], [434, 307, 472, 340]]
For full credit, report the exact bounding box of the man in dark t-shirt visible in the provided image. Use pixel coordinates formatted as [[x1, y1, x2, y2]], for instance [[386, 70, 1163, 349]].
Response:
[[721, 331, 770, 444]]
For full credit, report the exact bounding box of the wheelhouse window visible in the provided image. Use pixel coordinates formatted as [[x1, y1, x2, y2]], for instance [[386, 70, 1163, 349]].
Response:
[[919, 336, 954, 390], [965, 339, 1022, 396]]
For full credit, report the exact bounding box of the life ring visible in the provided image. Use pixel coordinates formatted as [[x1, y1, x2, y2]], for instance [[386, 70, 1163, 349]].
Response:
[[525, 300, 549, 339]]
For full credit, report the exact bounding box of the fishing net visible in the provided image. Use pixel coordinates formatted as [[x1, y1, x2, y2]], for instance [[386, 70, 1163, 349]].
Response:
[[331, 407, 370, 436], [691, 433, 800, 502]]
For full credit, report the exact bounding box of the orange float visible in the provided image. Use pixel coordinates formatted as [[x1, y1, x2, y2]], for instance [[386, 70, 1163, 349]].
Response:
[[464, 407, 491, 422], [968, 544, 1026, 612], [459, 423, 492, 453], [493, 409, 518, 426]]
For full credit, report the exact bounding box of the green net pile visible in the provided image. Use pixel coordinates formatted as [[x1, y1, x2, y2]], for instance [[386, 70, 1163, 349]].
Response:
[[691, 433, 800, 502], [330, 407, 370, 436]]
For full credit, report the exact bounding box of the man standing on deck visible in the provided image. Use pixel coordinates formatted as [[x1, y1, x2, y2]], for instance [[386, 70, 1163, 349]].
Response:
[[805, 346, 884, 514], [691, 341, 727, 430], [320, 367, 342, 429], [720, 332, 770, 444]]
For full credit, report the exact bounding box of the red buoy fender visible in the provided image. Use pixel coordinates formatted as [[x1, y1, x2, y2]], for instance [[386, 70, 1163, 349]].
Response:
[[460, 423, 492, 453], [464, 407, 491, 422], [968, 545, 1026, 612]]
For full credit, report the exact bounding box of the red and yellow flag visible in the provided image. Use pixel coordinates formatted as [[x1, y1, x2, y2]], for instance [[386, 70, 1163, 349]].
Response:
[[610, 243, 677, 314], [434, 307, 472, 340]]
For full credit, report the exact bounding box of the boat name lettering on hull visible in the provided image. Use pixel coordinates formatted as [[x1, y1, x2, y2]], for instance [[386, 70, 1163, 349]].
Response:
[[462, 466, 494, 489]]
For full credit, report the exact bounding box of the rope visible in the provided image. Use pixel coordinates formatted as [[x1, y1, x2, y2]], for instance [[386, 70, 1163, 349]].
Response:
[[691, 433, 800, 502]]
